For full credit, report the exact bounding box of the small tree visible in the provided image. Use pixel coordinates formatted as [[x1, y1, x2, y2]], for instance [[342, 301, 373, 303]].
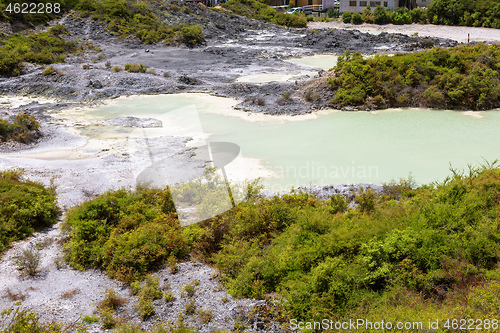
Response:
[[342, 12, 352, 23], [351, 12, 363, 24], [374, 5, 388, 24]]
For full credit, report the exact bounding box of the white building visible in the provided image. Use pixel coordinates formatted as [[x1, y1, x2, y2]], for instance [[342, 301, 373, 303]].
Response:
[[416, 0, 429, 7], [339, 0, 399, 13]]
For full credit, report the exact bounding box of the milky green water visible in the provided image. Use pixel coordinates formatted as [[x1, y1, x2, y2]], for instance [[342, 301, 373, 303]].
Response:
[[285, 54, 339, 70], [86, 94, 500, 191]]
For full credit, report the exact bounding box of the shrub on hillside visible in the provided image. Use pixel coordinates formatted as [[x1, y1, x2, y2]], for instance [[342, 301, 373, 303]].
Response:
[[63, 187, 186, 282], [0, 30, 75, 77], [0, 113, 41, 143], [0, 169, 59, 253], [124, 63, 147, 73], [180, 24, 204, 46]]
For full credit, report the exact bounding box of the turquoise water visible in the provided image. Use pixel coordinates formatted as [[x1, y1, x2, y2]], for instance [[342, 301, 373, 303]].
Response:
[[86, 94, 500, 191]]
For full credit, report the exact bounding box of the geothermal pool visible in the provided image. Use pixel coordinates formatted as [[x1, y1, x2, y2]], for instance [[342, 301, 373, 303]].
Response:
[[69, 93, 500, 191]]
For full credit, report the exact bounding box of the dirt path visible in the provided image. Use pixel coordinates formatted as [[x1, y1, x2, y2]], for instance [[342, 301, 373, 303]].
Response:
[[308, 21, 500, 44]]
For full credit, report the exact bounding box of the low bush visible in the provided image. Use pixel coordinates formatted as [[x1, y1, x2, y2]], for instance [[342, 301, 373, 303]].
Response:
[[327, 8, 339, 18], [63, 187, 186, 282], [0, 169, 59, 254], [42, 66, 56, 76], [351, 12, 362, 24], [0, 304, 75, 332], [214, 163, 500, 323], [0, 29, 75, 77], [341, 11, 352, 23], [135, 275, 163, 319], [0, 112, 41, 143], [13, 243, 41, 276], [180, 24, 204, 47], [181, 283, 195, 298], [124, 63, 147, 73], [342, 1, 500, 27]]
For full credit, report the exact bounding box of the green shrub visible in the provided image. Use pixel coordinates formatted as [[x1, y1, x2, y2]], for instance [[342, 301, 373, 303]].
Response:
[[181, 283, 195, 298], [61, 164, 500, 325], [135, 275, 163, 319], [213, 163, 500, 322], [351, 12, 363, 24], [354, 188, 377, 213], [327, 8, 339, 18], [82, 315, 99, 324], [97, 288, 127, 312], [0, 112, 41, 144], [0, 169, 59, 253], [0, 304, 69, 332], [43, 65, 56, 76], [63, 187, 185, 282], [410, 7, 426, 23], [342, 12, 352, 23], [374, 5, 389, 24], [330, 194, 348, 214], [124, 63, 147, 73], [0, 30, 75, 77], [49, 24, 70, 36], [180, 24, 204, 47], [274, 13, 308, 27], [390, 7, 411, 25], [111, 66, 122, 72], [361, 5, 374, 23], [184, 299, 196, 315]]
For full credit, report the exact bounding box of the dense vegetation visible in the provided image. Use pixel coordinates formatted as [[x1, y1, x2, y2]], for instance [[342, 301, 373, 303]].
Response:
[[0, 26, 75, 76], [342, 0, 500, 28], [0, 112, 41, 143], [428, 0, 500, 28], [343, 5, 426, 25], [63, 187, 186, 282], [64, 163, 500, 328], [327, 43, 500, 110], [221, 0, 307, 28], [0, 170, 59, 254], [342, 0, 500, 29]]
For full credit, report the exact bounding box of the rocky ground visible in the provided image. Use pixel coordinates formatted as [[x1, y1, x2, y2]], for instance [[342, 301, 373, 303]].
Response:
[[0, 3, 488, 332]]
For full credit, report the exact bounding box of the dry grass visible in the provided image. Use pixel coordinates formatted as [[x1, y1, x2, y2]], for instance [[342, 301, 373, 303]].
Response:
[[3, 288, 29, 301], [97, 288, 127, 311], [61, 288, 80, 299]]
